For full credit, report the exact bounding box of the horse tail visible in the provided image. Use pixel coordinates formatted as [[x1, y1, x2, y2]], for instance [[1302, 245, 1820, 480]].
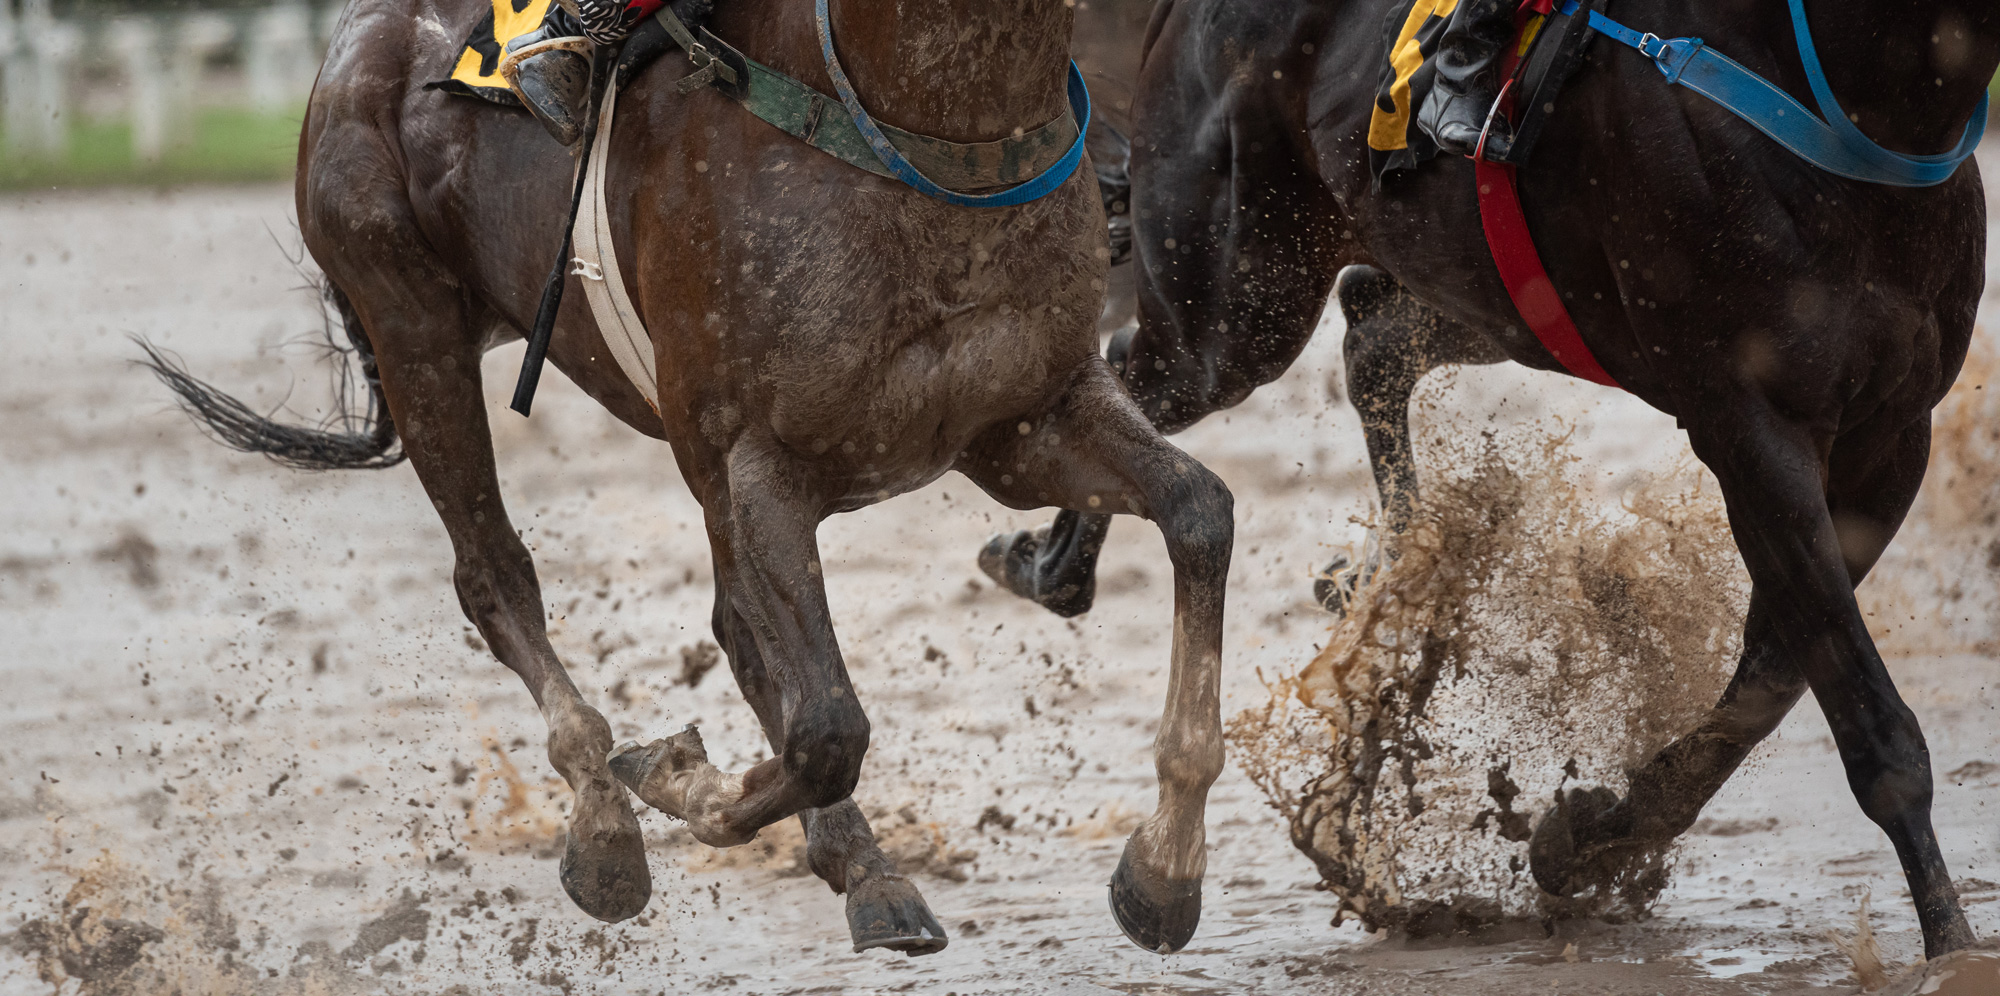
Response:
[[136, 282, 406, 471], [1088, 118, 1134, 266]]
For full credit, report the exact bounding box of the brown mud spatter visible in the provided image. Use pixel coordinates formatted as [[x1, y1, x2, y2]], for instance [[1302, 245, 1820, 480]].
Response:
[[1231, 416, 1749, 934]]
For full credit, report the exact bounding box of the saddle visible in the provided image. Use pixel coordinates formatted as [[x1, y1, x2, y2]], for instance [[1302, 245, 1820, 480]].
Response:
[[428, 0, 702, 106], [427, 0, 1092, 416], [1367, 0, 1606, 183]]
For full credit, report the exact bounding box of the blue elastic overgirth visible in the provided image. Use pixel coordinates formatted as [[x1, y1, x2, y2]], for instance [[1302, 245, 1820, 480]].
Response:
[[812, 0, 1091, 207], [1559, 0, 1986, 187]]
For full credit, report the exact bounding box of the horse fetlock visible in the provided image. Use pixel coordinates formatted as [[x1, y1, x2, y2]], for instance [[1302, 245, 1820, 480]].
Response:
[[781, 716, 870, 809], [610, 729, 752, 846], [1154, 735, 1224, 800], [543, 698, 614, 779], [1127, 811, 1209, 883]]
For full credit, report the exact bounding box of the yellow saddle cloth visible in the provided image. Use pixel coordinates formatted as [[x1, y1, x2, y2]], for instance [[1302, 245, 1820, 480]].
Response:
[[429, 0, 557, 104]]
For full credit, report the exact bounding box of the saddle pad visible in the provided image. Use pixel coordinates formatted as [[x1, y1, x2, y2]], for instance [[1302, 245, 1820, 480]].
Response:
[[428, 0, 557, 105], [1368, 0, 1590, 181], [1366, 0, 1460, 180]]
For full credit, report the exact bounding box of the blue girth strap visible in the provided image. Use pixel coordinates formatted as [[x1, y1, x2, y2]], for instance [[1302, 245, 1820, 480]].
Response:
[[1563, 0, 1987, 187], [812, 0, 1091, 207]]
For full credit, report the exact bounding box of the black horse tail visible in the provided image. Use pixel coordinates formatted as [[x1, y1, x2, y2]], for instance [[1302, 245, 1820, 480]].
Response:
[[137, 282, 405, 471], [1087, 118, 1134, 267]]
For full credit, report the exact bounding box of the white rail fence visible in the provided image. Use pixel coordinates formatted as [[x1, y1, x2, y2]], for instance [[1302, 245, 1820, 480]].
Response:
[[0, 0, 340, 161]]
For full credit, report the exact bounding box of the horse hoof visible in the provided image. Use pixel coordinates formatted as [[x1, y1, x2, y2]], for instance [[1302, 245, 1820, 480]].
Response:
[[558, 777, 651, 922], [1528, 785, 1622, 896], [845, 865, 949, 956], [977, 527, 1095, 617], [1108, 840, 1200, 954], [608, 727, 709, 794], [979, 528, 1042, 596], [1312, 553, 1356, 615]]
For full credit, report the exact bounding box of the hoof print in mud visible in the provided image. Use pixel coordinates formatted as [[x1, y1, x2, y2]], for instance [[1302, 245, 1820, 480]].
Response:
[[559, 822, 652, 923], [845, 865, 949, 956], [1108, 841, 1201, 954], [978, 527, 1096, 618]]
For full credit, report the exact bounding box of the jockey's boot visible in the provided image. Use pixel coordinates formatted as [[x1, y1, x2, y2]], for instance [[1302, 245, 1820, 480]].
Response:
[[1417, 0, 1517, 159], [502, 6, 594, 145], [503, 0, 669, 145]]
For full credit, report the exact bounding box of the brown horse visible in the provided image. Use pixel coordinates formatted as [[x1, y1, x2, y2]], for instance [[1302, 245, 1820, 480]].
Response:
[[144, 0, 1232, 956]]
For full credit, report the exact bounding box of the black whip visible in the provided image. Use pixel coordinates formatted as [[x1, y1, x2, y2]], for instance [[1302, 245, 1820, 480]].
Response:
[[510, 45, 615, 417]]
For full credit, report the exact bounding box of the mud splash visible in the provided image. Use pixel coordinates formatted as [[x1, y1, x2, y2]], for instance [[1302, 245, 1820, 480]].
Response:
[[1230, 419, 1747, 934]]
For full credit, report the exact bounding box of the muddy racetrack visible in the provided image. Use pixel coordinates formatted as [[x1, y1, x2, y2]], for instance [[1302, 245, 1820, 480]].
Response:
[[2, 164, 1998, 994]]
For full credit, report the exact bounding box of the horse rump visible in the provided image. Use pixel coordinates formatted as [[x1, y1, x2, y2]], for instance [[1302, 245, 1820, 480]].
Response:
[[136, 282, 404, 471]]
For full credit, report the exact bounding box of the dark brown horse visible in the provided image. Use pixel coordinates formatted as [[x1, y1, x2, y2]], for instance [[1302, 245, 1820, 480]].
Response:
[[144, 0, 1232, 956], [984, 0, 1996, 957]]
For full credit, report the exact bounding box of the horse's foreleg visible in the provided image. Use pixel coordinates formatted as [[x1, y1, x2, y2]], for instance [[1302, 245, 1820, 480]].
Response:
[[1677, 409, 1971, 956], [983, 87, 1338, 619], [349, 286, 650, 923], [961, 360, 1233, 954], [612, 442, 869, 846]]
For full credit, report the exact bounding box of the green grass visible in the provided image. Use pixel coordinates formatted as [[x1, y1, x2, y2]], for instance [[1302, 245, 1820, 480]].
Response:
[[0, 106, 302, 190]]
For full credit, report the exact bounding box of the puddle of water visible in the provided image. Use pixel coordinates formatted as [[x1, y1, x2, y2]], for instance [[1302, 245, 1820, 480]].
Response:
[[1697, 947, 1793, 978]]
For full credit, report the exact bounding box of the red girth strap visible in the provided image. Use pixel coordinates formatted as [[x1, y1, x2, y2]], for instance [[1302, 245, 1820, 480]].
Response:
[[1475, 0, 1621, 389], [1475, 161, 1617, 387]]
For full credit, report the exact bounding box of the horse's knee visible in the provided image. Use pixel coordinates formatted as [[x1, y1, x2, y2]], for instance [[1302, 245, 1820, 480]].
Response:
[[783, 697, 871, 809], [1156, 460, 1233, 578]]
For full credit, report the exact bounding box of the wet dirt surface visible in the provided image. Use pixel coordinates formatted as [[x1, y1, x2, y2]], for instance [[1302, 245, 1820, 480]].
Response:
[[1, 171, 1997, 994]]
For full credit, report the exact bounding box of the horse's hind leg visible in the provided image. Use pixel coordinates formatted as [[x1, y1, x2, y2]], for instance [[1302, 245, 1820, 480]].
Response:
[[1317, 265, 1505, 610], [1529, 590, 1806, 895], [310, 204, 649, 920], [959, 359, 1233, 954], [1552, 409, 1972, 955]]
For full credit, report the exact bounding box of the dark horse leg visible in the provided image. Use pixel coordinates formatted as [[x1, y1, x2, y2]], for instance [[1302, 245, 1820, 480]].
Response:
[[1313, 265, 1505, 611], [961, 359, 1234, 953], [304, 187, 650, 920], [623, 569, 946, 955], [1535, 407, 1972, 955], [607, 440, 878, 855], [981, 74, 1340, 617]]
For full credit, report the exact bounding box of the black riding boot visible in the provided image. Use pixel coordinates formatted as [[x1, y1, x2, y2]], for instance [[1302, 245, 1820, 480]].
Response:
[[1417, 0, 1518, 158], [503, 6, 594, 146]]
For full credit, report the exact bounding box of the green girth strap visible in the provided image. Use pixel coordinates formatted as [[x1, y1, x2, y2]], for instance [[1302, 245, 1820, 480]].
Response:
[[649, 8, 1080, 192]]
